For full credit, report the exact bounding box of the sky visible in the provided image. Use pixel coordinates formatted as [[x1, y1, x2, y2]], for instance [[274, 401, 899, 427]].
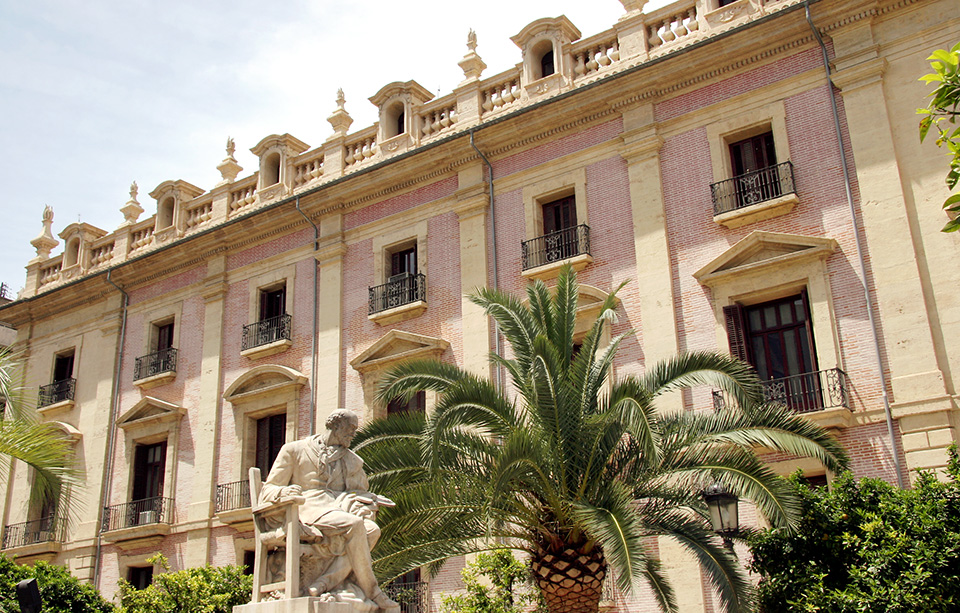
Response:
[[0, 0, 672, 296]]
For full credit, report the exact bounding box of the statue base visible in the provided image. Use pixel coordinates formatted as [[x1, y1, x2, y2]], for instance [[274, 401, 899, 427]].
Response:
[[233, 597, 399, 613]]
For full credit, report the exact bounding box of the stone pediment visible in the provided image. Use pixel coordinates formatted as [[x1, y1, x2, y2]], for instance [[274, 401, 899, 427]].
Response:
[[117, 397, 185, 430], [694, 231, 837, 287], [350, 330, 450, 374], [223, 365, 308, 404]]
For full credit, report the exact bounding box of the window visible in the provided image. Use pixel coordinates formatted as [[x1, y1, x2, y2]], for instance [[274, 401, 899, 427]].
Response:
[[255, 413, 286, 477], [263, 153, 281, 187], [387, 391, 426, 416], [155, 321, 174, 352], [127, 566, 154, 590], [390, 245, 417, 279], [542, 195, 577, 235], [259, 286, 286, 321], [540, 50, 555, 78], [520, 168, 591, 279], [64, 238, 80, 267], [157, 197, 175, 229], [243, 550, 256, 576], [132, 441, 167, 502], [522, 194, 589, 271], [53, 350, 74, 382]]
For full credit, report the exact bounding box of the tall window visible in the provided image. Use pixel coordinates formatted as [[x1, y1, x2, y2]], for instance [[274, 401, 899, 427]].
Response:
[[542, 196, 577, 236], [387, 391, 426, 416], [259, 286, 286, 321], [53, 351, 74, 382], [390, 246, 417, 280], [540, 50, 555, 78], [729, 132, 776, 177], [255, 413, 286, 477], [155, 321, 174, 352], [132, 441, 167, 501]]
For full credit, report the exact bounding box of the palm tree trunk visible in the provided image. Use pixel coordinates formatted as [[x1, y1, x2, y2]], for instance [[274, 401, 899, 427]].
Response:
[[531, 545, 607, 613]]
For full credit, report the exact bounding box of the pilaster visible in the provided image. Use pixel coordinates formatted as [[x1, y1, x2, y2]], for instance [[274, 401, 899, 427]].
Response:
[[185, 256, 228, 567], [316, 214, 346, 424], [830, 22, 948, 405], [455, 164, 492, 379]]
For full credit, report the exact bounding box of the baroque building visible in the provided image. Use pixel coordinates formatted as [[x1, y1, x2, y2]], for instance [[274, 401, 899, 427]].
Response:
[[1, 0, 958, 609]]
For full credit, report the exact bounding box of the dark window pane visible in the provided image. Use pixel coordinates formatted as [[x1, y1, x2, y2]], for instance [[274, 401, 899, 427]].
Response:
[[53, 352, 74, 382], [540, 51, 555, 77], [388, 391, 426, 416], [133, 441, 166, 501], [542, 196, 576, 235], [260, 288, 286, 321], [256, 413, 286, 476], [128, 566, 153, 590], [156, 323, 174, 351]]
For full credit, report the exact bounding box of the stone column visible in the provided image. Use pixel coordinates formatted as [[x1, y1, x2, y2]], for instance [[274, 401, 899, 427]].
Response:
[[184, 256, 228, 567], [830, 22, 954, 474], [455, 164, 492, 379], [315, 214, 346, 425]]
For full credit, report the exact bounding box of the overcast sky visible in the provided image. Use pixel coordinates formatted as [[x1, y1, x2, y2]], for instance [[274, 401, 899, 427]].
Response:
[[0, 0, 672, 296]]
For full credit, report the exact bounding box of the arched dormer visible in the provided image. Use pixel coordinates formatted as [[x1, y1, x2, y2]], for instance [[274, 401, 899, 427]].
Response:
[[369, 80, 434, 152], [64, 238, 80, 268], [250, 134, 310, 200], [511, 16, 581, 98], [57, 221, 107, 278], [149, 180, 204, 241]]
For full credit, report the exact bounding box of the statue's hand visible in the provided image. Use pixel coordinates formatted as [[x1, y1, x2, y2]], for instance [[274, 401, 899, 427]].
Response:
[[279, 484, 303, 500]]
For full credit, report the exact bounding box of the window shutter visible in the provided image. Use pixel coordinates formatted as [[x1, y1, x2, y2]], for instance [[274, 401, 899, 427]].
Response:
[[723, 304, 749, 363]]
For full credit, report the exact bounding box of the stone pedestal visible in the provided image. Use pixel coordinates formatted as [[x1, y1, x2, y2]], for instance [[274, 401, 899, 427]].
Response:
[[234, 597, 398, 613]]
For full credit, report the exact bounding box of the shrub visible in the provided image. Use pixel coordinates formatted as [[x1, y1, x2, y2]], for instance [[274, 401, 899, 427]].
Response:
[[0, 554, 114, 613], [116, 554, 251, 613], [440, 549, 547, 613]]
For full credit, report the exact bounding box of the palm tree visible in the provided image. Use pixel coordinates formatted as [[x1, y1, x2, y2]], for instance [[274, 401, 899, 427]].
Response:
[[0, 347, 81, 517], [355, 267, 847, 613]]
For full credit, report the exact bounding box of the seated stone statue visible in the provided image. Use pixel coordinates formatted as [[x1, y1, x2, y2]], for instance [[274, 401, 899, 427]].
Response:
[[259, 409, 399, 610]]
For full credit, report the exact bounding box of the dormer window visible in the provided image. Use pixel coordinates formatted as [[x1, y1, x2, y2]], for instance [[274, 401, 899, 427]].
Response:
[[157, 197, 175, 229], [385, 102, 406, 138], [64, 238, 80, 268], [539, 47, 555, 78], [263, 152, 281, 187]]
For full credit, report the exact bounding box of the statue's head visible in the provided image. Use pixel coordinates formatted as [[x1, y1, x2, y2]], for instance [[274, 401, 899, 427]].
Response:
[[325, 409, 359, 446]]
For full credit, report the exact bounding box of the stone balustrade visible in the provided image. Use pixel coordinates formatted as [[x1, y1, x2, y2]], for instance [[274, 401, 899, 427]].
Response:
[[20, 0, 800, 298]]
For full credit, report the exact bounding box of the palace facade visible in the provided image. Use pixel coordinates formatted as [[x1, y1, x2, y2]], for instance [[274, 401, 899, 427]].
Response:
[[1, 0, 958, 610]]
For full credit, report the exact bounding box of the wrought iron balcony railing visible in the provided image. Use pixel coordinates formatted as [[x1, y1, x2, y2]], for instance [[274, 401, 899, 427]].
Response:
[[712, 368, 848, 414], [134, 347, 178, 381], [2, 516, 65, 550], [38, 378, 76, 407], [101, 497, 173, 532], [711, 161, 796, 216], [242, 314, 292, 351], [215, 480, 251, 513], [384, 581, 429, 613], [369, 273, 426, 315], [521, 224, 591, 271]]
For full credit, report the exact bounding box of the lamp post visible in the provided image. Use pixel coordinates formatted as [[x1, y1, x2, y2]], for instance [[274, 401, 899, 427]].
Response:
[[703, 483, 739, 551]]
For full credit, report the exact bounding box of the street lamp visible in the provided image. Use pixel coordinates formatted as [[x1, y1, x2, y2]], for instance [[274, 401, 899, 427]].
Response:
[[703, 482, 739, 550]]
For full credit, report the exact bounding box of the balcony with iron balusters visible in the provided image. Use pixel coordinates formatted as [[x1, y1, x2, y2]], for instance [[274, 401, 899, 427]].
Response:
[[37, 378, 76, 415], [101, 497, 174, 548], [133, 347, 178, 389], [384, 580, 430, 613], [1, 516, 65, 561], [521, 224, 592, 281], [711, 162, 798, 228], [368, 273, 427, 326], [241, 314, 292, 360], [215, 480, 253, 525], [712, 368, 853, 429]]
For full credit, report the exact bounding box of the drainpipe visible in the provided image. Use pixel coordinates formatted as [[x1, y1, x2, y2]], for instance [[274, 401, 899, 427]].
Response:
[[294, 196, 320, 435], [94, 269, 129, 587], [805, 2, 905, 488], [469, 131, 504, 390]]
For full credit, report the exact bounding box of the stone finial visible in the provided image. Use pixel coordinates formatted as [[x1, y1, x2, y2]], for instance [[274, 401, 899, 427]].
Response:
[[120, 181, 144, 225], [327, 89, 354, 138], [618, 0, 648, 14], [31, 205, 59, 259], [217, 136, 243, 185], [459, 29, 487, 83]]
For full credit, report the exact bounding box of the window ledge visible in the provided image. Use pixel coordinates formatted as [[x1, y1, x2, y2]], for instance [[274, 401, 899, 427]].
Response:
[[369, 300, 427, 326], [216, 507, 254, 526], [241, 339, 292, 360], [101, 524, 170, 551], [713, 193, 798, 229], [801, 405, 854, 430], [521, 253, 593, 282], [133, 371, 176, 391], [37, 398, 75, 417]]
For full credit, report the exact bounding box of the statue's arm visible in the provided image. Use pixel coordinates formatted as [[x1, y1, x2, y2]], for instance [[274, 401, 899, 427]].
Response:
[[259, 444, 298, 505]]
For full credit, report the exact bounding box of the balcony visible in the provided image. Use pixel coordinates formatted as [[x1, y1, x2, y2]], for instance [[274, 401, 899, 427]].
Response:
[[133, 348, 178, 389], [384, 580, 429, 613], [2, 516, 65, 560], [38, 378, 75, 412], [215, 480, 253, 524], [101, 497, 173, 549], [712, 368, 852, 428], [521, 224, 592, 280], [711, 162, 798, 228], [368, 273, 427, 325], [241, 314, 292, 359]]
